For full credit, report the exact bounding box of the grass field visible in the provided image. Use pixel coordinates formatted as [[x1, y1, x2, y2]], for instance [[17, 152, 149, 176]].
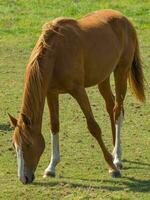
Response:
[[0, 0, 150, 199]]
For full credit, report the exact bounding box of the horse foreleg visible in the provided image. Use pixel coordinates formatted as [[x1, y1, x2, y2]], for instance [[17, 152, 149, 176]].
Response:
[[44, 93, 60, 178]]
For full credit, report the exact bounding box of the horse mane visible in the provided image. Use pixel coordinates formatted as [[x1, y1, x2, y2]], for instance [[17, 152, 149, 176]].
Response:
[[20, 21, 57, 122]]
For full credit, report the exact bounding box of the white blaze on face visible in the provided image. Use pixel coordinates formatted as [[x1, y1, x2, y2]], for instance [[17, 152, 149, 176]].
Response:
[[14, 143, 25, 180]]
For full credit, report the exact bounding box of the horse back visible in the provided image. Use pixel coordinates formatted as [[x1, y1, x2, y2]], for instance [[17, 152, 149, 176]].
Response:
[[50, 10, 136, 91]]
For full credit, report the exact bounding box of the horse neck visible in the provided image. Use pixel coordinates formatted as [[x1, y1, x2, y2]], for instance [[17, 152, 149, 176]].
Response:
[[20, 26, 56, 131], [20, 59, 51, 130], [21, 84, 45, 131]]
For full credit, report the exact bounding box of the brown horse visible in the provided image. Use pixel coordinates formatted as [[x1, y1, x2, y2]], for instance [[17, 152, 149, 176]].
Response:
[[9, 9, 145, 184]]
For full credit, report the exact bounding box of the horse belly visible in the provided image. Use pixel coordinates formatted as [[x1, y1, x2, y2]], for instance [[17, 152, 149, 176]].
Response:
[[84, 49, 119, 87]]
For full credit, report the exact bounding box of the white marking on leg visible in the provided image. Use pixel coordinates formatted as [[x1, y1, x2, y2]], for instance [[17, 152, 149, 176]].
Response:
[[44, 133, 60, 177], [14, 143, 26, 183], [113, 110, 123, 168]]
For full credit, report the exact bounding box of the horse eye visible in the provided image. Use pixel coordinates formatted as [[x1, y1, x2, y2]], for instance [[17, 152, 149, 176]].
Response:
[[26, 143, 32, 148]]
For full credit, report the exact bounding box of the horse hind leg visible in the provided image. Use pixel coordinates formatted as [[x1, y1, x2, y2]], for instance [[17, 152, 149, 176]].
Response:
[[113, 110, 124, 170], [98, 77, 116, 147], [43, 93, 60, 178], [112, 64, 129, 169], [70, 86, 121, 178], [98, 77, 123, 170]]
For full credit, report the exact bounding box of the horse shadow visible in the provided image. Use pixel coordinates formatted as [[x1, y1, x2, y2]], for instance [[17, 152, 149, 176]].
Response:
[[33, 159, 150, 193], [33, 176, 150, 193], [122, 159, 150, 168]]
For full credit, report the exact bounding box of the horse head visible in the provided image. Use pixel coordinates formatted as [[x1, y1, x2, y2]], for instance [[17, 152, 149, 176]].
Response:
[[8, 113, 45, 184]]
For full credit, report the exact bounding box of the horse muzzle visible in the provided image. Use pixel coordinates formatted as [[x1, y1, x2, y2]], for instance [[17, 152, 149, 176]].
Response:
[[19, 174, 35, 184]]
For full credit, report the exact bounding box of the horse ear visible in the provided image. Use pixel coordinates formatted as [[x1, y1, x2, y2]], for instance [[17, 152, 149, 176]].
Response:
[[8, 113, 17, 127], [21, 113, 31, 127]]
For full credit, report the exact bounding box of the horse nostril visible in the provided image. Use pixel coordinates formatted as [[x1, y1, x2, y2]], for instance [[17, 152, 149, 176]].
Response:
[[24, 174, 35, 184], [31, 174, 35, 182], [25, 176, 29, 184]]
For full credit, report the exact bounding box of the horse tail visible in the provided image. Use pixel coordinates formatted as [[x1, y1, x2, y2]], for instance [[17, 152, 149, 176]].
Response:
[[128, 34, 145, 102]]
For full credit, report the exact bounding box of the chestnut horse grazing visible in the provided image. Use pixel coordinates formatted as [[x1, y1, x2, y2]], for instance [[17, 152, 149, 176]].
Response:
[[9, 9, 145, 184]]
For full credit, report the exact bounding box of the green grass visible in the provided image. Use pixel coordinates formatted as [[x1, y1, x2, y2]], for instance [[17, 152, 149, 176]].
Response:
[[0, 0, 150, 199]]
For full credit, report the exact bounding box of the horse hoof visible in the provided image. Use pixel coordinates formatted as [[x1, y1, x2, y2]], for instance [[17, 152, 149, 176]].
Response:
[[43, 171, 55, 178], [110, 170, 121, 178]]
